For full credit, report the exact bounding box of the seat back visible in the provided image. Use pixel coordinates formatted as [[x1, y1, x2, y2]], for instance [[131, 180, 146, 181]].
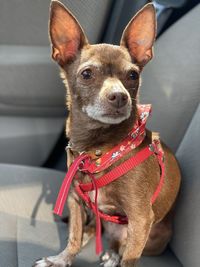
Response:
[[140, 4, 200, 267], [0, 0, 113, 45], [0, 0, 113, 166], [140, 4, 200, 152], [171, 104, 200, 267]]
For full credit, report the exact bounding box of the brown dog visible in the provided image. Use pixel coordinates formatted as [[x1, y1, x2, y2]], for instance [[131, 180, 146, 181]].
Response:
[[34, 1, 181, 267]]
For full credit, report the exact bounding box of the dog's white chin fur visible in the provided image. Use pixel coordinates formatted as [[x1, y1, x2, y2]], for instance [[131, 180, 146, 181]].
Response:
[[83, 104, 131, 125]]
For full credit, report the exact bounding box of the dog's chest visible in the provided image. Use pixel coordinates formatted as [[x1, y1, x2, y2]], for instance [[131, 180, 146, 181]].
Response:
[[88, 189, 116, 213]]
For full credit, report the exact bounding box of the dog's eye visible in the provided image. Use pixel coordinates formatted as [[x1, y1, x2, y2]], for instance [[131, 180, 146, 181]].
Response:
[[128, 70, 139, 80], [81, 69, 93, 80]]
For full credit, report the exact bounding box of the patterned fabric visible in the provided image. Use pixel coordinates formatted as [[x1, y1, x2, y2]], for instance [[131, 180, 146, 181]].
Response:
[[87, 104, 152, 173]]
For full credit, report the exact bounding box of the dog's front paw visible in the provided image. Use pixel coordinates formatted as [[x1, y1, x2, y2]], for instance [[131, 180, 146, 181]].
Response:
[[100, 251, 120, 267], [33, 254, 72, 267]]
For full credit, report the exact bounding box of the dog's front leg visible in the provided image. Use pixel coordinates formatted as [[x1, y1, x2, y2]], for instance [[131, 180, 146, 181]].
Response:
[[63, 193, 84, 261], [121, 207, 154, 267], [33, 193, 84, 267]]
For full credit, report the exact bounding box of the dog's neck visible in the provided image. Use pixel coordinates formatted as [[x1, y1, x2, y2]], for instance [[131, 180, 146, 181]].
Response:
[[67, 104, 137, 152]]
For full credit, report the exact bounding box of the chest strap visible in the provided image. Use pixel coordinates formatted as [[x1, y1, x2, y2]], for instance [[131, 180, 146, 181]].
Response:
[[53, 139, 165, 255]]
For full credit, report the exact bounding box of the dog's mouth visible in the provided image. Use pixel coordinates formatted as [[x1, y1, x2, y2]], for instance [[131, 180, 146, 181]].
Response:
[[99, 111, 131, 124], [102, 110, 127, 118], [83, 104, 132, 125]]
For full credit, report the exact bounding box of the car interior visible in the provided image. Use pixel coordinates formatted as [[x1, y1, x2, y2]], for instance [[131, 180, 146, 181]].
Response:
[[0, 0, 200, 266]]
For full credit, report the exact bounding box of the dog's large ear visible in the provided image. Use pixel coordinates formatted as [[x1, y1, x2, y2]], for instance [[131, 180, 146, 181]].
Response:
[[49, 0, 88, 66], [120, 3, 156, 67]]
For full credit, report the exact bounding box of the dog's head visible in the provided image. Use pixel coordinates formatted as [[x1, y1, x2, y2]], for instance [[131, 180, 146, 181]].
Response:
[[49, 1, 156, 125]]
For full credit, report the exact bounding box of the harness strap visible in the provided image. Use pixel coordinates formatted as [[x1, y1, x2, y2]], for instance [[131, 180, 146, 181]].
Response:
[[54, 141, 165, 255], [54, 153, 90, 216], [79, 146, 154, 192], [75, 185, 128, 223], [75, 142, 164, 254], [151, 145, 165, 203], [86, 124, 146, 174]]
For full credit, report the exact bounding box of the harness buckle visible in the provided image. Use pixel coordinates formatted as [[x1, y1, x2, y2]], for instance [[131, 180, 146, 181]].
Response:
[[149, 143, 155, 153], [78, 156, 91, 172], [149, 140, 165, 162]]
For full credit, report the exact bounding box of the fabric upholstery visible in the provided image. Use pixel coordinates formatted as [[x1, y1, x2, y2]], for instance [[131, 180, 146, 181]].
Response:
[[0, 0, 112, 46], [0, 212, 17, 267], [140, 4, 200, 152], [170, 104, 200, 267], [0, 164, 67, 222], [17, 217, 67, 267], [0, 212, 182, 267], [0, 45, 66, 165], [0, 46, 65, 117], [20, 218, 181, 267], [0, 116, 64, 166], [0, 0, 113, 165], [0, 164, 182, 267]]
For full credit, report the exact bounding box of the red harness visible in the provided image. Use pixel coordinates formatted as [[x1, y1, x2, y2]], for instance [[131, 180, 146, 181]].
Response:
[[54, 105, 165, 254]]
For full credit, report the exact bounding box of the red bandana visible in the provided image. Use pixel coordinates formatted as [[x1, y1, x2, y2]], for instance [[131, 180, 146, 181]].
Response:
[[86, 104, 152, 173], [54, 104, 165, 255]]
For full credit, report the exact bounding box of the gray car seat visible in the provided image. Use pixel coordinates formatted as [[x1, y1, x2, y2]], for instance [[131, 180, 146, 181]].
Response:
[[0, 0, 112, 166], [0, 3, 199, 267]]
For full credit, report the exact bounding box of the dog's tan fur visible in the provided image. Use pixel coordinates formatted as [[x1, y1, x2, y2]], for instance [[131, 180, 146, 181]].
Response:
[[34, 1, 181, 267]]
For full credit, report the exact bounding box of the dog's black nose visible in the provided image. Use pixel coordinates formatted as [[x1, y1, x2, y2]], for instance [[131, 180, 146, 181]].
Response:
[[107, 92, 128, 108]]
